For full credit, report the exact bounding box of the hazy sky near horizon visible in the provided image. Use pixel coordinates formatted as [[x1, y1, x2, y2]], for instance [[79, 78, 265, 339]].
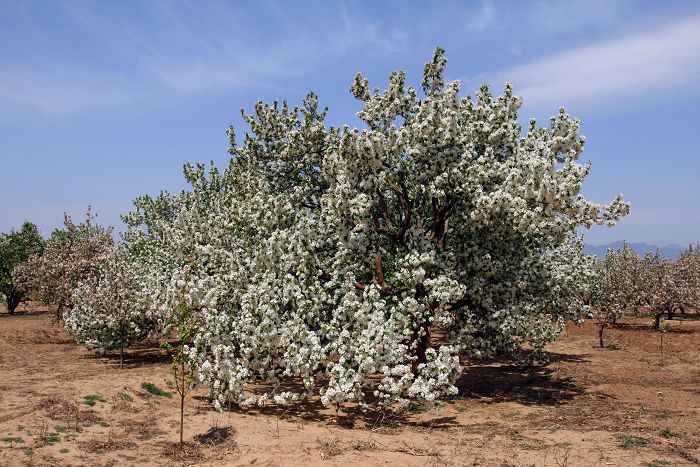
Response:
[[1, 0, 699, 245]]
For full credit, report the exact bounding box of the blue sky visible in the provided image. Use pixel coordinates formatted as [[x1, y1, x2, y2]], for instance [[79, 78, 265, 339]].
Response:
[[1, 0, 699, 246]]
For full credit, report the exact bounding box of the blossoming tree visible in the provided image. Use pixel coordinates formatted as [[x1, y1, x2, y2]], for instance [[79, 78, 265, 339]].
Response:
[[121, 48, 628, 409], [62, 194, 180, 362], [20, 209, 113, 319], [588, 242, 643, 347], [641, 245, 700, 328], [669, 244, 700, 318], [65, 245, 171, 367]]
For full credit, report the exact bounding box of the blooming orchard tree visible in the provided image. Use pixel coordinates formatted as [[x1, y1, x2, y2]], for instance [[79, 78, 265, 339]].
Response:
[[0, 222, 44, 314], [124, 48, 629, 409], [669, 244, 700, 317], [641, 245, 700, 328], [65, 245, 171, 367], [63, 195, 179, 360], [588, 243, 643, 347], [20, 209, 113, 319]]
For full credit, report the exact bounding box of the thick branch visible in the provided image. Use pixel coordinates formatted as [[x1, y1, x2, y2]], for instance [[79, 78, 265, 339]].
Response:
[[372, 189, 399, 238], [374, 253, 388, 291], [371, 176, 412, 245], [354, 253, 393, 297], [429, 196, 455, 250]]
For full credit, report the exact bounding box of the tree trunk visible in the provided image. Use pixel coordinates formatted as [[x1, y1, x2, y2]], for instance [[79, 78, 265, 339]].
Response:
[[667, 308, 675, 320], [6, 289, 23, 315], [654, 313, 662, 331], [179, 361, 185, 444], [411, 321, 431, 375], [120, 320, 125, 370], [55, 301, 65, 322], [679, 306, 686, 315], [599, 325, 604, 348]]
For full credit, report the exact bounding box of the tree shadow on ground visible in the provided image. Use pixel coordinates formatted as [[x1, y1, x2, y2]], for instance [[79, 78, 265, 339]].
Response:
[[84, 338, 173, 368], [613, 322, 696, 334], [224, 396, 462, 431], [453, 353, 588, 406], [0, 308, 53, 319], [199, 352, 590, 429], [197, 376, 462, 430]]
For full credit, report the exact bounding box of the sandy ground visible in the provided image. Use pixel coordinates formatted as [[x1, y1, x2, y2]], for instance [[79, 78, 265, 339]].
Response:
[[0, 305, 699, 467]]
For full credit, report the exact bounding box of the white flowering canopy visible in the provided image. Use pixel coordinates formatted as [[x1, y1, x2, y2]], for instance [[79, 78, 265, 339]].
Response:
[[641, 244, 700, 317], [589, 242, 643, 323], [65, 242, 172, 353], [121, 48, 628, 408]]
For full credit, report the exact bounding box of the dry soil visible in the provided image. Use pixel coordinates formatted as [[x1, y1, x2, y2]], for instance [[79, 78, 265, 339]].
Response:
[[0, 305, 699, 466]]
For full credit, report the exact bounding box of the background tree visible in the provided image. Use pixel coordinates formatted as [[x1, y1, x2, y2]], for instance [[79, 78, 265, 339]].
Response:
[[641, 245, 700, 329], [641, 251, 677, 330], [0, 222, 44, 314], [588, 243, 642, 347], [65, 245, 170, 367], [20, 209, 113, 320], [669, 243, 700, 318]]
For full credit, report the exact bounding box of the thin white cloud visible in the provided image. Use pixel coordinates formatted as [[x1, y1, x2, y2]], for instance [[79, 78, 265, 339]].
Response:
[[0, 63, 137, 113], [477, 15, 700, 112], [0, 2, 406, 114], [529, 0, 630, 32], [467, 1, 495, 31]]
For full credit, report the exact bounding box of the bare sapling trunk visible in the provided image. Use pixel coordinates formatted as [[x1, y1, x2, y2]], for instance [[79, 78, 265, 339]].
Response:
[[120, 320, 125, 370], [176, 361, 186, 444], [55, 301, 66, 323], [599, 324, 604, 348]]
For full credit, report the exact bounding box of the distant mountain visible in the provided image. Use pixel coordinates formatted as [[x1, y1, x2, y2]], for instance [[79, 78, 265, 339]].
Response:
[[584, 242, 684, 260]]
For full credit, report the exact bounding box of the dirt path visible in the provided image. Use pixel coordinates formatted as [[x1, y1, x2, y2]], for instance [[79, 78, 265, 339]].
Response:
[[1, 308, 699, 466]]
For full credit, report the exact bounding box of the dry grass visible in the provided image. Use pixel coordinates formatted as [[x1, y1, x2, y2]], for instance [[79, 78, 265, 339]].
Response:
[[159, 440, 203, 461], [317, 436, 344, 458], [40, 396, 102, 430], [110, 393, 142, 414], [77, 429, 137, 453], [117, 409, 165, 440]]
